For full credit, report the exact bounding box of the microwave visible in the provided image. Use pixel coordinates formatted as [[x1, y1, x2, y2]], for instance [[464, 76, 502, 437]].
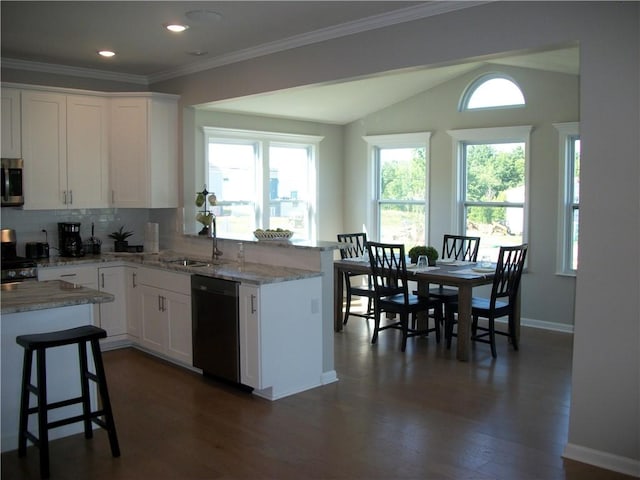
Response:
[[1, 158, 24, 207]]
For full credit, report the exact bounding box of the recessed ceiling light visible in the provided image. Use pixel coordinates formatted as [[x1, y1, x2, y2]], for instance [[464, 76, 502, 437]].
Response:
[[98, 50, 115, 58], [188, 50, 208, 56], [165, 24, 189, 33]]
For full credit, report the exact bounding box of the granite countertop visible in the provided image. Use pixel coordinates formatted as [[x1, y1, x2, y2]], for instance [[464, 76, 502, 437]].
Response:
[[35, 251, 322, 285], [1, 280, 114, 314]]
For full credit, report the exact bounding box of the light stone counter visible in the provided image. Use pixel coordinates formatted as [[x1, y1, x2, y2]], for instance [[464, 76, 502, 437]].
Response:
[[36, 252, 322, 285], [1, 280, 114, 314]]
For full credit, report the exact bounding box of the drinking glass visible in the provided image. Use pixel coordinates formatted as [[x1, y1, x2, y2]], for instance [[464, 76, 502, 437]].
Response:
[[416, 255, 428, 269]]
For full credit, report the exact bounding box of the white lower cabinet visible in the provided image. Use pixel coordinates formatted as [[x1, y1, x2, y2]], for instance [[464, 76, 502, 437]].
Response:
[[125, 266, 141, 339], [137, 267, 192, 365], [37, 264, 98, 289], [239, 277, 323, 400], [97, 266, 127, 341]]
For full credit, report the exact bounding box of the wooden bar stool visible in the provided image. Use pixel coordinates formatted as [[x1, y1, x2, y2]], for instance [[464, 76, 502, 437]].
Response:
[[16, 325, 120, 479]]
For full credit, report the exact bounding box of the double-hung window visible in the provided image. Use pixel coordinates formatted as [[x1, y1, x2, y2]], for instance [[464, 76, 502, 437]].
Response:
[[364, 132, 431, 246], [202, 127, 321, 240], [449, 126, 531, 261], [554, 122, 580, 274]]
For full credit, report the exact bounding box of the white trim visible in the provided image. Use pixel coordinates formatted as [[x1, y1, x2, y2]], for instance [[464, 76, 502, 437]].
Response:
[[553, 122, 580, 275], [321, 370, 339, 385], [203, 126, 323, 144], [518, 317, 574, 334], [1, 57, 149, 85], [563, 443, 640, 478], [447, 125, 533, 251], [362, 132, 433, 243]]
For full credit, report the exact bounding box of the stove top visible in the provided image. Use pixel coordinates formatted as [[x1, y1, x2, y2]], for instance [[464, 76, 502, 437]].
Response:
[[1, 256, 38, 283]]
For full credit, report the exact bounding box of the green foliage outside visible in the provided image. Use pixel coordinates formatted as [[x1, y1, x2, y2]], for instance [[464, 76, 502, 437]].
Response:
[[465, 143, 525, 225]]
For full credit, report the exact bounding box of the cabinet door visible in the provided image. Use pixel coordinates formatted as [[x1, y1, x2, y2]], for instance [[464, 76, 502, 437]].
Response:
[[1, 88, 21, 158], [98, 266, 127, 337], [109, 98, 148, 207], [38, 264, 98, 289], [66, 95, 109, 208], [139, 284, 165, 353], [239, 284, 261, 389], [165, 290, 192, 365], [22, 91, 67, 209], [126, 267, 141, 338]]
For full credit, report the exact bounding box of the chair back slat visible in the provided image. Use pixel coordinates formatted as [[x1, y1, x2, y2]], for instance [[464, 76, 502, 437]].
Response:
[[337, 233, 368, 259], [367, 242, 408, 301], [442, 234, 481, 262], [491, 244, 528, 308]]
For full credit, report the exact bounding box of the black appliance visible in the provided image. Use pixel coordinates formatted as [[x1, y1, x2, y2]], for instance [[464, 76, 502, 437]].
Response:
[[1, 158, 24, 207], [191, 275, 241, 385], [1, 228, 37, 283], [58, 222, 84, 257], [26, 242, 50, 259]]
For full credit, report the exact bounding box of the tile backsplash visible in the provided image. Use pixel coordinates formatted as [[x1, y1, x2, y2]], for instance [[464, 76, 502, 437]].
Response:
[[0, 207, 167, 256]]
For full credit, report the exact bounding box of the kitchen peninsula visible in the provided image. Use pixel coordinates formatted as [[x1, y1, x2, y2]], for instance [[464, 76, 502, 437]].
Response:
[[1, 280, 114, 452]]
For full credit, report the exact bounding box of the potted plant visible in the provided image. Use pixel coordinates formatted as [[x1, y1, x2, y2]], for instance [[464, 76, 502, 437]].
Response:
[[408, 245, 439, 266], [108, 226, 133, 252]]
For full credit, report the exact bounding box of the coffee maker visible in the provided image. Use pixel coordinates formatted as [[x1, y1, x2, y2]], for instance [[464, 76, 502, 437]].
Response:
[[58, 222, 84, 257]]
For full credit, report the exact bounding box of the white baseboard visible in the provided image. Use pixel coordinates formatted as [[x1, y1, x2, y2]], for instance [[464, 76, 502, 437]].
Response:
[[321, 370, 339, 385], [492, 316, 574, 334], [563, 443, 640, 478]]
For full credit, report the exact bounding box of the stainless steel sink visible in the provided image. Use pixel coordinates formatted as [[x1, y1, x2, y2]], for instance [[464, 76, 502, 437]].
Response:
[[167, 259, 209, 267]]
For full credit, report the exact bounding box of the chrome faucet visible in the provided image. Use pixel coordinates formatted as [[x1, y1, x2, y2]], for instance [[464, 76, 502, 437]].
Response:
[[211, 216, 222, 262]]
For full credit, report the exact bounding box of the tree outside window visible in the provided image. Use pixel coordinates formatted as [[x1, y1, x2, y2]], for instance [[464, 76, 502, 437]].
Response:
[[450, 126, 531, 261]]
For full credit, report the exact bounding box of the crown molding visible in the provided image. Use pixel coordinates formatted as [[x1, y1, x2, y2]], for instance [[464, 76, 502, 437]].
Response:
[[149, 1, 489, 83], [0, 57, 149, 85], [1, 1, 488, 86]]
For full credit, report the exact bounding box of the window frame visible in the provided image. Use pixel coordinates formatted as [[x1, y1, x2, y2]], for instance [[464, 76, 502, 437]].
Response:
[[459, 72, 526, 112], [448, 125, 532, 258], [554, 122, 580, 275], [363, 132, 432, 244], [202, 126, 322, 240]]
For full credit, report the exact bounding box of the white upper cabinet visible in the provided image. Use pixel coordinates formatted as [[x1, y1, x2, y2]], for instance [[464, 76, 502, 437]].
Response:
[[22, 91, 109, 209], [1, 88, 21, 158], [110, 95, 178, 208]]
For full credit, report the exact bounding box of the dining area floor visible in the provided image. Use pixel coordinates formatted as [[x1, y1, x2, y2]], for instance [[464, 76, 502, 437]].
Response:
[[2, 310, 634, 479]]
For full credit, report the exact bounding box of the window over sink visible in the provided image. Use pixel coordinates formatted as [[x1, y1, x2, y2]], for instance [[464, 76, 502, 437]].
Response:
[[201, 127, 322, 241]]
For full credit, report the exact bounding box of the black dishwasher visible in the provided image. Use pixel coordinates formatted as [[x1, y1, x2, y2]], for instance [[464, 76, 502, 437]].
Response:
[[191, 275, 240, 384]]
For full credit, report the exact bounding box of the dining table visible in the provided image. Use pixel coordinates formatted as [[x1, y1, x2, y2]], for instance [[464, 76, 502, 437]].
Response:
[[333, 257, 520, 361]]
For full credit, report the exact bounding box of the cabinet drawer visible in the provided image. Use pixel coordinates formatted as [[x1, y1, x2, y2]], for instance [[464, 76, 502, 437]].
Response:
[[136, 266, 191, 295], [38, 264, 98, 286]]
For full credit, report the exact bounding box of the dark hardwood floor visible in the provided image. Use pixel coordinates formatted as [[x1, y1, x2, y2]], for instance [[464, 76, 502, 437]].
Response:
[[2, 312, 634, 479]]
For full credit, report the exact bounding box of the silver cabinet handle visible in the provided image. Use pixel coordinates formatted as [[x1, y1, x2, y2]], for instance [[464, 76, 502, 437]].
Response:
[[3, 167, 9, 202], [132, 272, 137, 288], [158, 295, 162, 312], [101, 272, 105, 288], [161, 296, 166, 312], [69, 190, 73, 205], [250, 294, 256, 314], [63, 190, 67, 204], [112, 190, 115, 204], [60, 273, 76, 278]]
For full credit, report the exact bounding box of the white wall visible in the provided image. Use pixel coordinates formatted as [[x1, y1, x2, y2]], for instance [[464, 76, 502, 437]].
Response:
[[343, 63, 579, 328], [153, 1, 639, 474]]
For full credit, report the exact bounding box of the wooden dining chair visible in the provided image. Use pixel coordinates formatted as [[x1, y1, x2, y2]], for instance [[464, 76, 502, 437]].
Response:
[[424, 234, 481, 321], [337, 233, 375, 325], [444, 244, 528, 358], [367, 242, 442, 352]]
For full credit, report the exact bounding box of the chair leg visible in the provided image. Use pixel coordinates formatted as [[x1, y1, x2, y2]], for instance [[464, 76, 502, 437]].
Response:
[[371, 304, 381, 344], [433, 307, 442, 343], [489, 317, 497, 358], [343, 283, 352, 325], [90, 339, 120, 458], [36, 349, 50, 479], [445, 308, 453, 350], [400, 313, 409, 352], [78, 341, 93, 439], [17, 349, 33, 458]]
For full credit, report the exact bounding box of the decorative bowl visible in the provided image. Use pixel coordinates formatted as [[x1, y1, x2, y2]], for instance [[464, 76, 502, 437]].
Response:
[[253, 229, 293, 241]]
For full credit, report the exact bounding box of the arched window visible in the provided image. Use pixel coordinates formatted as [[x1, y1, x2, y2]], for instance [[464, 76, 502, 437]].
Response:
[[460, 74, 525, 111]]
